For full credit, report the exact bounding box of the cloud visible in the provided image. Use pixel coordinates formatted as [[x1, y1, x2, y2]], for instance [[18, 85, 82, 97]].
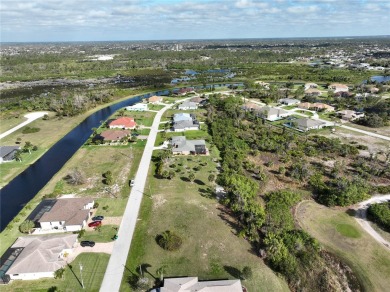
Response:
[[0, 0, 389, 41]]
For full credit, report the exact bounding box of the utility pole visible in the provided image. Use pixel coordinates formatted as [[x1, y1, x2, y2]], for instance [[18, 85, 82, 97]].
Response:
[[79, 262, 85, 289]]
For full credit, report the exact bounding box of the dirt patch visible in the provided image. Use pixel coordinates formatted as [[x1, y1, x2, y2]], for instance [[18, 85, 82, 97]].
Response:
[[152, 194, 167, 209]]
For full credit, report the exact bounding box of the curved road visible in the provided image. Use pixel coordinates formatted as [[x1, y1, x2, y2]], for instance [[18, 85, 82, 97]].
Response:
[[0, 112, 48, 139], [100, 98, 188, 292], [354, 195, 390, 250]]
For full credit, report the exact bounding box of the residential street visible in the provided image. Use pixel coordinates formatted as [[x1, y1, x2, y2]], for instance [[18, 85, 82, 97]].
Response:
[[99, 99, 187, 292], [354, 194, 390, 250]]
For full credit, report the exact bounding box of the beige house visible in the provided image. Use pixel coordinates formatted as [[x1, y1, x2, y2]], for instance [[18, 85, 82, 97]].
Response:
[[256, 106, 290, 121], [328, 83, 349, 93], [294, 118, 327, 132], [304, 82, 318, 90], [337, 110, 365, 121], [304, 88, 321, 96], [5, 234, 78, 281], [155, 277, 243, 292]]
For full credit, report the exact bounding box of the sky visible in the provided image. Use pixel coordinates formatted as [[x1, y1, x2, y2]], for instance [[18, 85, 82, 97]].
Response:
[[1, 0, 389, 42]]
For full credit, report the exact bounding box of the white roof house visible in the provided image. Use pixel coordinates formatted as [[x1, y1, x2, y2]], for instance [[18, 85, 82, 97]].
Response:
[[278, 98, 301, 106], [126, 103, 148, 111], [157, 277, 243, 292], [178, 101, 198, 110], [5, 234, 78, 281], [294, 118, 327, 132], [173, 113, 194, 123], [256, 106, 290, 121]]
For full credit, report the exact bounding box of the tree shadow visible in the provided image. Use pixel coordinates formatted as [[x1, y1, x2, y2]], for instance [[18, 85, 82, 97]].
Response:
[[224, 265, 242, 279], [198, 187, 214, 199], [194, 179, 205, 185], [217, 206, 241, 235], [180, 176, 190, 182], [67, 264, 83, 288]]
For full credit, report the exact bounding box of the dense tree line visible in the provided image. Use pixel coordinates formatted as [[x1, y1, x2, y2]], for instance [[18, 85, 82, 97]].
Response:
[[367, 202, 390, 232]]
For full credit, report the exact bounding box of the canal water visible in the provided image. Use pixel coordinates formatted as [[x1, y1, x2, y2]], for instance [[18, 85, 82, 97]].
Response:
[[0, 91, 160, 231], [0, 84, 242, 231]]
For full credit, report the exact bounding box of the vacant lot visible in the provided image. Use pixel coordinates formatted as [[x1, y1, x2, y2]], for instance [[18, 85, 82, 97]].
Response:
[[120, 151, 289, 291], [296, 200, 390, 292], [2, 253, 109, 292]]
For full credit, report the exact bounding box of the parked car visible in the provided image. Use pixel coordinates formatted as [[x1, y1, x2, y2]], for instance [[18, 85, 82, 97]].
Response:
[[130, 179, 135, 187], [80, 241, 95, 247], [92, 215, 104, 221], [88, 221, 102, 227]]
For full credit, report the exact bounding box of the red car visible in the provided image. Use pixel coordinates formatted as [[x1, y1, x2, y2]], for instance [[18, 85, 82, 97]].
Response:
[[88, 221, 102, 227]]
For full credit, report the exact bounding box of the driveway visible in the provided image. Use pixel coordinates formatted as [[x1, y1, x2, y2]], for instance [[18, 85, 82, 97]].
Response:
[[0, 111, 48, 139], [354, 194, 390, 250]]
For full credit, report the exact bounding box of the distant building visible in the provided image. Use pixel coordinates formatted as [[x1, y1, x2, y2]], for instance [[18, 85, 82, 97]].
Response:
[[148, 96, 163, 104], [109, 117, 137, 129], [304, 88, 321, 96], [337, 110, 365, 121], [256, 106, 290, 121], [304, 82, 319, 90], [178, 101, 198, 110], [173, 113, 194, 123], [241, 102, 262, 112], [171, 136, 207, 155], [293, 118, 327, 132], [126, 103, 148, 111], [0, 146, 20, 163], [279, 98, 301, 105], [154, 277, 243, 292], [328, 83, 349, 93]]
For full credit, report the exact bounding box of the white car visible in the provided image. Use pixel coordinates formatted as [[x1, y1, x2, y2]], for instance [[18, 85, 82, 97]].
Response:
[[130, 179, 135, 187]]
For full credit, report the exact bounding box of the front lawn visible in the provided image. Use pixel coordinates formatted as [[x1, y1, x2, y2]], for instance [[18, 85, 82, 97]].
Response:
[[80, 224, 119, 242]]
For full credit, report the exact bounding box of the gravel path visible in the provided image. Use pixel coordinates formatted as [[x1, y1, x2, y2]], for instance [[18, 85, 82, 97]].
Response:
[[354, 194, 390, 250]]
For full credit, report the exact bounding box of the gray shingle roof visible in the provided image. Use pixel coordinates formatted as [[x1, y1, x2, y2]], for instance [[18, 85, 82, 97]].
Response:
[[0, 146, 20, 160]]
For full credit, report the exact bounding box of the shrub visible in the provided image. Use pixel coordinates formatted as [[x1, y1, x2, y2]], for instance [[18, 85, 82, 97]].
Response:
[[19, 220, 35, 234], [241, 266, 253, 280], [156, 230, 183, 251], [54, 268, 65, 279], [93, 202, 99, 209], [22, 126, 40, 134]]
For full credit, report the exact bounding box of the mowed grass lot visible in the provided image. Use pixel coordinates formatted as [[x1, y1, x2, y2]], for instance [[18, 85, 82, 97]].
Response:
[[2, 253, 109, 292], [296, 200, 390, 292], [0, 115, 26, 133], [120, 152, 289, 291]]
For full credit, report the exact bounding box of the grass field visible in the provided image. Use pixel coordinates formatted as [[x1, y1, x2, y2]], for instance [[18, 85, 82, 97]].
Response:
[[162, 108, 208, 122], [296, 200, 390, 292], [154, 127, 211, 147], [119, 151, 289, 291], [0, 116, 26, 133], [80, 225, 119, 242], [2, 253, 110, 292]]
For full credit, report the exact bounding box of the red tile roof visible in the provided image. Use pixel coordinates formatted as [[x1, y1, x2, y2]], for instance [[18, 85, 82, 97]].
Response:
[[109, 117, 136, 129], [100, 129, 130, 141]]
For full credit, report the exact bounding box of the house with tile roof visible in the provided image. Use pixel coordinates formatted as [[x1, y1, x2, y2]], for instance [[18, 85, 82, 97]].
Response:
[[4, 234, 77, 281], [99, 129, 130, 142], [256, 106, 290, 121], [109, 117, 137, 129], [33, 198, 94, 232], [294, 118, 327, 132], [148, 95, 163, 104], [153, 277, 243, 292], [328, 83, 349, 93]]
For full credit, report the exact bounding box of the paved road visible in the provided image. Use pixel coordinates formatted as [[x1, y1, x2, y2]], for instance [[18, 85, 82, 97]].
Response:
[[0, 111, 48, 139], [100, 99, 187, 292], [354, 195, 390, 250]]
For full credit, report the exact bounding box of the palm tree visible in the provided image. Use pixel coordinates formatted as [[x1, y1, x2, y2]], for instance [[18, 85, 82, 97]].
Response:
[[156, 265, 167, 281]]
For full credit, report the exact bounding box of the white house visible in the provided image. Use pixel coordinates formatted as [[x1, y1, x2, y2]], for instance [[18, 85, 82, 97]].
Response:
[[155, 277, 243, 292], [256, 106, 290, 121], [294, 118, 327, 132], [36, 198, 94, 232], [173, 113, 194, 123], [278, 98, 301, 106], [178, 101, 198, 110], [328, 83, 349, 93], [5, 234, 78, 281], [126, 103, 148, 111]]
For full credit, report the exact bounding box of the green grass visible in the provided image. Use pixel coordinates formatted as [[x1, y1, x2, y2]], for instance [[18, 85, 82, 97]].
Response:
[[281, 105, 297, 110], [155, 127, 211, 146], [334, 223, 362, 238], [95, 198, 128, 217], [80, 225, 119, 242], [0, 116, 26, 133], [120, 151, 289, 291], [297, 201, 390, 292], [148, 104, 165, 111], [2, 253, 110, 292], [162, 108, 208, 122], [295, 110, 314, 117]]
